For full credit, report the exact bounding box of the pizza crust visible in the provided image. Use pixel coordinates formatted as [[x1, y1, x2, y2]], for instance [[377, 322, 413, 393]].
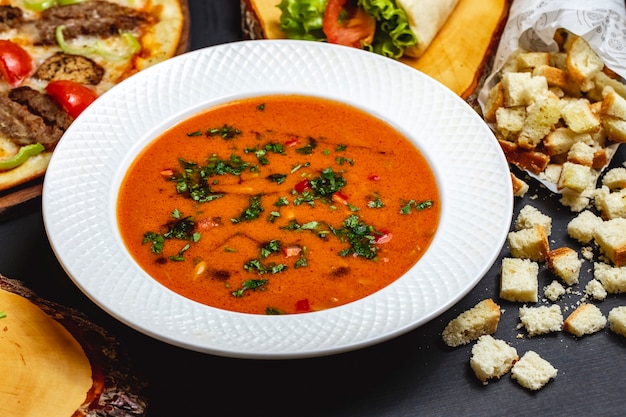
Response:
[[0, 0, 189, 194]]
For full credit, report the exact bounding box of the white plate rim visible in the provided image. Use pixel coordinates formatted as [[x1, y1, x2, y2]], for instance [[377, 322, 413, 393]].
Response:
[[42, 40, 512, 359]]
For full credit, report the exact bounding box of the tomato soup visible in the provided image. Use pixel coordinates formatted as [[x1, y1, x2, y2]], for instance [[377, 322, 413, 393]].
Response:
[[117, 95, 439, 315]]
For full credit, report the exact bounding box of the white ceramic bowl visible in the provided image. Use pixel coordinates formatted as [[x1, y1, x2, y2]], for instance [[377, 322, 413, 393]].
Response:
[[43, 40, 512, 359]]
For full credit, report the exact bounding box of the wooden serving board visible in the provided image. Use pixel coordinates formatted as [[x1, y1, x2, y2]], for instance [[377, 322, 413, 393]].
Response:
[[244, 0, 510, 98]]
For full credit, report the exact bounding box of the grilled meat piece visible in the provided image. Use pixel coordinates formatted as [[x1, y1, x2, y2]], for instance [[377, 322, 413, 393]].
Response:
[[36, 0, 154, 45], [0, 5, 23, 32], [0, 87, 72, 149], [35, 52, 105, 85]]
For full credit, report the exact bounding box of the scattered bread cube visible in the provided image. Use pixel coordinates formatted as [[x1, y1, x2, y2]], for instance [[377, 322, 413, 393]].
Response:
[[511, 351, 558, 391], [519, 94, 562, 149], [442, 299, 501, 347], [470, 335, 519, 384], [563, 303, 607, 337], [560, 98, 601, 134], [546, 247, 582, 285], [511, 173, 529, 197], [500, 258, 539, 303], [515, 205, 552, 235], [601, 167, 626, 190], [567, 141, 597, 167], [567, 210, 603, 243], [518, 305, 564, 337], [593, 262, 626, 294], [592, 218, 626, 266], [507, 225, 549, 262], [584, 279, 607, 301], [557, 161, 595, 193], [594, 186, 626, 220], [608, 306, 626, 338], [566, 35, 604, 86], [544, 280, 566, 302]]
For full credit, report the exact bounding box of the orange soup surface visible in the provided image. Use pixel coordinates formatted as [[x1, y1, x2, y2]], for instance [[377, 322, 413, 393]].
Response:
[[117, 95, 440, 315]]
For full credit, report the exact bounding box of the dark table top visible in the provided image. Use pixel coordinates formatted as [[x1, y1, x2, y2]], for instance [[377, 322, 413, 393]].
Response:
[[2, 1, 626, 416]]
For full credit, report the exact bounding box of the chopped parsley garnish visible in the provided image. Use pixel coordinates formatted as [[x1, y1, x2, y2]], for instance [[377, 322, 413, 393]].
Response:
[[265, 307, 285, 315], [142, 211, 200, 259], [0, 311, 6, 319], [231, 195, 264, 223], [266, 173, 287, 184], [205, 124, 242, 139], [400, 199, 434, 215], [333, 214, 379, 259], [259, 240, 281, 259], [245, 142, 285, 165], [307, 167, 346, 197], [232, 279, 269, 297], [295, 137, 318, 155]]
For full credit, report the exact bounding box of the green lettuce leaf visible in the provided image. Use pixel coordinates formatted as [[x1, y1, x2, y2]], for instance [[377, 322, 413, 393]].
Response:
[[278, 0, 327, 41], [359, 0, 417, 59], [277, 0, 418, 59]]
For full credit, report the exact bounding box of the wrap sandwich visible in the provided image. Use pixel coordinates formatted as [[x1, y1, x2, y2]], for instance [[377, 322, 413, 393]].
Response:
[[278, 0, 460, 59]]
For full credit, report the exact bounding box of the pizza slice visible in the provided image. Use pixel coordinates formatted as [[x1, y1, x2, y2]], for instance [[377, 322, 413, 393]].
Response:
[[0, 0, 188, 192]]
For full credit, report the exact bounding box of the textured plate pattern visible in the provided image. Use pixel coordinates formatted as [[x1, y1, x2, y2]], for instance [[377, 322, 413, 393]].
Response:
[[43, 40, 512, 359]]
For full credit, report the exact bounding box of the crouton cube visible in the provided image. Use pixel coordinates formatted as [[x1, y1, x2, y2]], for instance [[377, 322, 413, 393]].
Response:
[[561, 98, 601, 133], [502, 72, 548, 107], [593, 262, 626, 294], [567, 209, 603, 243], [600, 87, 626, 120], [544, 280, 566, 302], [563, 303, 606, 337], [594, 186, 626, 220], [585, 279, 607, 301], [566, 36, 604, 85], [517, 52, 551, 71], [470, 335, 519, 383], [593, 218, 626, 266], [602, 117, 626, 143], [441, 299, 501, 347], [511, 351, 557, 391], [515, 205, 552, 236], [508, 225, 550, 261], [500, 258, 539, 302], [518, 94, 562, 149], [543, 127, 589, 156], [567, 141, 596, 166], [511, 173, 529, 198], [533, 64, 569, 90], [519, 305, 564, 336], [495, 107, 526, 140], [608, 306, 626, 338], [557, 161, 595, 193], [547, 246, 582, 285], [602, 167, 626, 190], [483, 82, 504, 123]]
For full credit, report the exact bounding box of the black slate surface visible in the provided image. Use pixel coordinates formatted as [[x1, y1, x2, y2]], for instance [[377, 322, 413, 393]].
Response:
[[1, 1, 625, 416]]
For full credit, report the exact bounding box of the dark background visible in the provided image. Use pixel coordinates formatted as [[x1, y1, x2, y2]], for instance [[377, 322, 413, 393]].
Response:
[[2, 1, 625, 416]]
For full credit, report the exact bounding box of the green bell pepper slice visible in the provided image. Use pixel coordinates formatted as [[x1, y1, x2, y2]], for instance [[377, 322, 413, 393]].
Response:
[[0, 143, 45, 171]]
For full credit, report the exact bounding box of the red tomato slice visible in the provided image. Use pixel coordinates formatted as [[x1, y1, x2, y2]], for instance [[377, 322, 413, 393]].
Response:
[[322, 0, 376, 49], [0, 40, 32, 87], [332, 191, 349, 205], [45, 80, 98, 119], [374, 230, 393, 244], [294, 179, 310, 193], [295, 299, 310, 313]]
